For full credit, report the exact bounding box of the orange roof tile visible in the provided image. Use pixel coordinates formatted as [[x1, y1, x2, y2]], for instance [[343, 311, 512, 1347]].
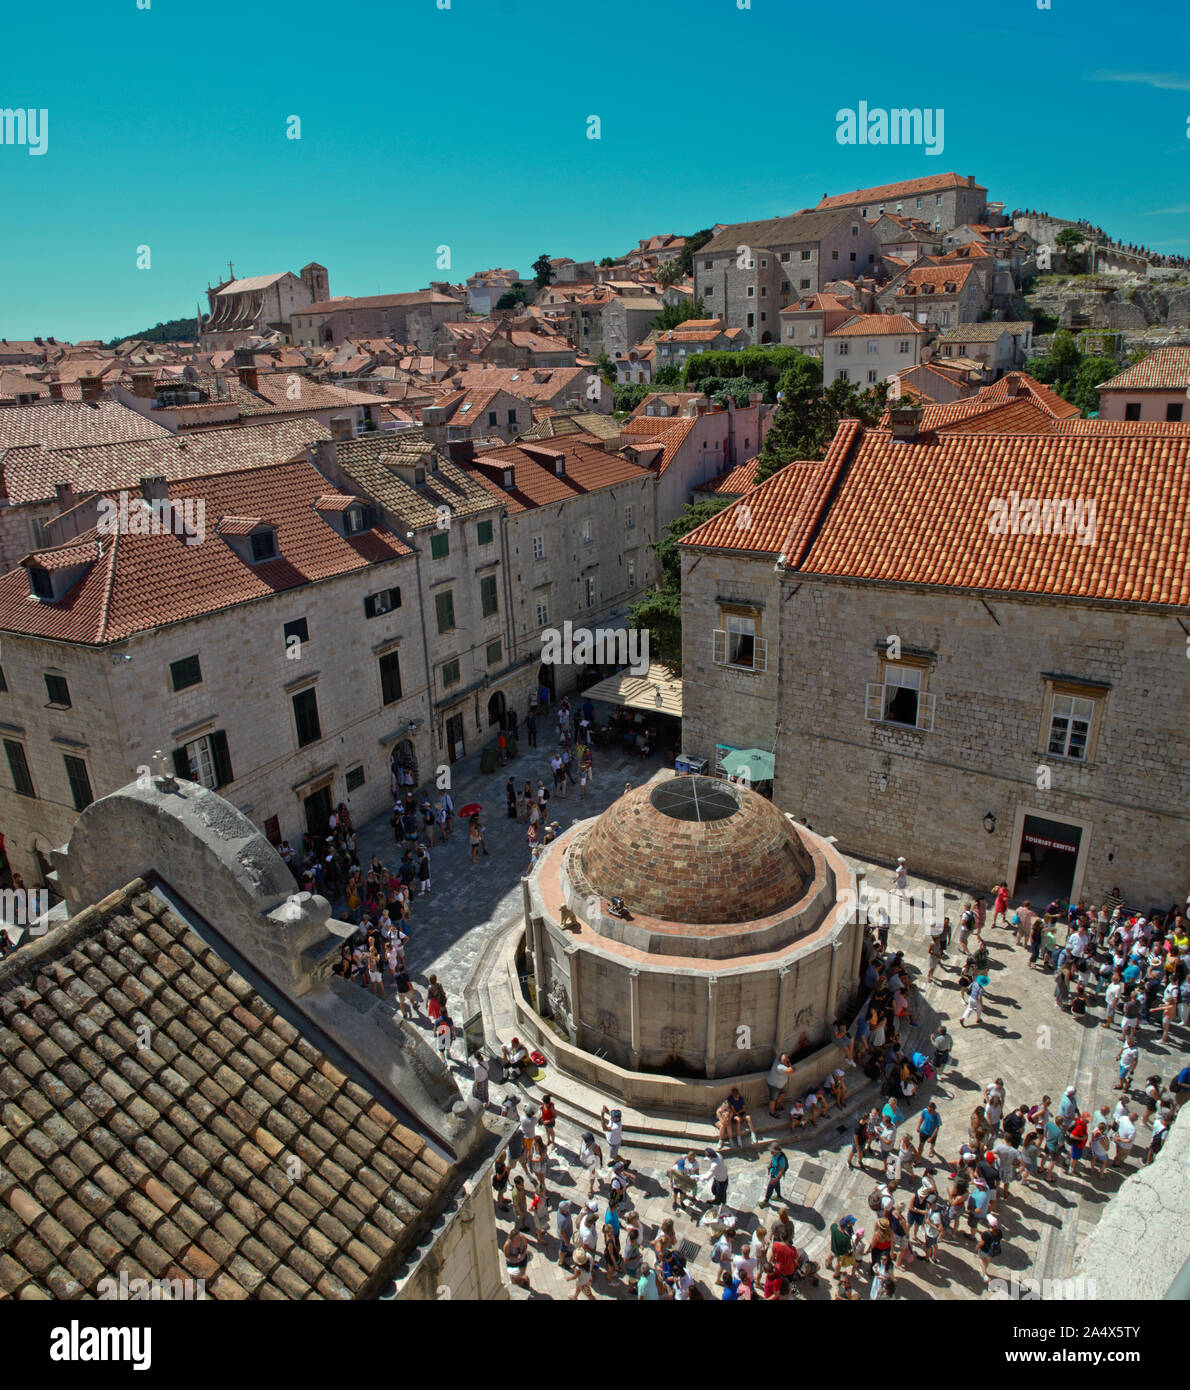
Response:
[[0, 461, 409, 645], [827, 314, 926, 338], [680, 458, 831, 555], [694, 456, 763, 496], [1097, 347, 1190, 393], [817, 173, 984, 210]]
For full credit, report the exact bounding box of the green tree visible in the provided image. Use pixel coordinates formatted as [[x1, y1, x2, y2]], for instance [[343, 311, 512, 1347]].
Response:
[[629, 497, 732, 674], [1029, 329, 1116, 412], [495, 283, 531, 312], [754, 365, 888, 483], [599, 256, 617, 268], [613, 382, 653, 414], [675, 229, 714, 281], [594, 352, 616, 385], [656, 259, 683, 287], [651, 297, 706, 333], [532, 254, 555, 288]]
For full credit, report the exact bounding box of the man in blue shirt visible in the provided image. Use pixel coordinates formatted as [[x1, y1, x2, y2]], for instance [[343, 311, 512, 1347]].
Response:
[[916, 1101, 942, 1158], [1172, 1066, 1190, 1110]]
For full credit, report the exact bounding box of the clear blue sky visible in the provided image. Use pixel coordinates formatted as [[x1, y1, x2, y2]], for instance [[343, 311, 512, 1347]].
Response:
[[1, 0, 1187, 341]]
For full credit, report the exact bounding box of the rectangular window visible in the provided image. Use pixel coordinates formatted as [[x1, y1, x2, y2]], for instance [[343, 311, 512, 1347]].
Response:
[[480, 575, 498, 617], [626, 554, 637, 588], [1124, 402, 1141, 421], [63, 755, 93, 812], [250, 530, 277, 563], [477, 518, 494, 545], [899, 340, 911, 354], [532, 535, 545, 561], [800, 278, 810, 289], [712, 614, 767, 672], [1166, 403, 1183, 422], [430, 532, 450, 560], [172, 730, 233, 789], [507, 409, 517, 425], [345, 765, 365, 793], [292, 689, 321, 748], [486, 639, 502, 666], [581, 518, 593, 544], [868, 370, 878, 383], [704, 259, 714, 270], [864, 663, 935, 731], [435, 590, 456, 633], [801, 250, 811, 261], [284, 617, 309, 648], [364, 586, 402, 618], [837, 342, 850, 356], [867, 340, 879, 354], [379, 650, 403, 705], [1048, 694, 1094, 760], [704, 286, 713, 296], [5, 740, 34, 798], [832, 250, 839, 260], [536, 601, 549, 627], [779, 252, 790, 262], [760, 258, 767, 267], [747, 313, 754, 328], [487, 410, 498, 426], [849, 251, 857, 262], [625, 504, 635, 528], [170, 655, 202, 692], [747, 286, 755, 297], [0, 666, 7, 693], [838, 368, 849, 382], [44, 674, 71, 708], [441, 658, 461, 689], [586, 576, 596, 608]]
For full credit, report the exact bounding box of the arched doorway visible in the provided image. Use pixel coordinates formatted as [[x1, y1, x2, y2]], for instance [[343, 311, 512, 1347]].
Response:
[[390, 739, 418, 798], [537, 662, 556, 701], [760, 331, 773, 344], [487, 690, 506, 728]]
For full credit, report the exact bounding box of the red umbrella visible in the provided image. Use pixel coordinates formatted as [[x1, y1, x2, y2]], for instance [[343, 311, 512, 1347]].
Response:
[[459, 803, 482, 818]]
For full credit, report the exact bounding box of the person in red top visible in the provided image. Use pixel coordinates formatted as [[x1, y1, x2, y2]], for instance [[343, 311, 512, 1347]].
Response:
[[1067, 1112, 1090, 1176], [768, 1238, 796, 1295], [762, 1269, 785, 1300], [540, 1094, 558, 1151], [991, 884, 1010, 928]]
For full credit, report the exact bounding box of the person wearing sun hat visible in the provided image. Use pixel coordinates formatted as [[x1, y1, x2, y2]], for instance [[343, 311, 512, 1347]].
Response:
[[976, 1213, 1004, 1281]]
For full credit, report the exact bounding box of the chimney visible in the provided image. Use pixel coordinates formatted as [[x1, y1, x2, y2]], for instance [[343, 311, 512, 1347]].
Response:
[[130, 370, 156, 398], [139, 475, 168, 504], [237, 365, 260, 392], [888, 403, 924, 442], [48, 382, 64, 400], [748, 391, 763, 406], [80, 376, 102, 403], [54, 482, 74, 510]]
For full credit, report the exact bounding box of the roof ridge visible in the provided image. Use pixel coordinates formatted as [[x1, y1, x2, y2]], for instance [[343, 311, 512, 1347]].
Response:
[[781, 418, 865, 567], [0, 877, 151, 988], [94, 524, 122, 642]]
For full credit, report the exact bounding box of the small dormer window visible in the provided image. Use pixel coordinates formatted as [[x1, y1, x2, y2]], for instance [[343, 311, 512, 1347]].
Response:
[[29, 566, 54, 600], [250, 529, 278, 563], [344, 506, 367, 535]]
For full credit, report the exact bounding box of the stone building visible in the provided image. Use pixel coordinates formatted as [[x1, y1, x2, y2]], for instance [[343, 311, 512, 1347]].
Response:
[[0, 775, 502, 1300], [816, 173, 988, 234], [679, 414, 1190, 908], [291, 292, 464, 351], [202, 263, 329, 350], [877, 262, 985, 328], [823, 313, 929, 387], [694, 210, 880, 343], [0, 460, 424, 885]]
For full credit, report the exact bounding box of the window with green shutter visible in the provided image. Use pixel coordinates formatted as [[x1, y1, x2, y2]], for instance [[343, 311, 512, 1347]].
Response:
[[477, 519, 493, 546], [292, 689, 321, 748], [170, 655, 202, 691], [379, 650, 402, 705], [431, 532, 450, 560], [63, 755, 93, 811], [5, 740, 34, 798], [480, 575, 498, 617], [435, 591, 455, 633]]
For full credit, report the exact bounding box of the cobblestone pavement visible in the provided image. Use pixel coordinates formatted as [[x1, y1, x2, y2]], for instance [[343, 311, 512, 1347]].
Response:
[[341, 757, 1189, 1300]]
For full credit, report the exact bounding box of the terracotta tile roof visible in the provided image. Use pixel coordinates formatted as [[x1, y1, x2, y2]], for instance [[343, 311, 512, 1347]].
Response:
[[779, 293, 854, 315], [893, 264, 976, 294], [1097, 346, 1190, 393], [701, 207, 854, 255], [0, 401, 172, 452], [1050, 417, 1190, 437], [827, 314, 926, 338], [215, 271, 289, 294], [930, 399, 1058, 434], [694, 456, 763, 496], [313, 493, 361, 511], [215, 515, 268, 536], [465, 435, 649, 512], [816, 173, 984, 210], [1, 418, 330, 509], [976, 372, 1079, 419], [441, 366, 590, 404], [301, 292, 460, 315], [0, 460, 408, 645], [628, 393, 705, 419], [620, 415, 698, 477], [333, 437, 499, 529], [936, 321, 1033, 343], [27, 540, 101, 571], [0, 883, 451, 1300], [680, 457, 833, 554], [796, 424, 1190, 605]]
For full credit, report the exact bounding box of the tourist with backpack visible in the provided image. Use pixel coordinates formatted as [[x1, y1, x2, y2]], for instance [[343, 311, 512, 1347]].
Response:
[[760, 1143, 789, 1207]]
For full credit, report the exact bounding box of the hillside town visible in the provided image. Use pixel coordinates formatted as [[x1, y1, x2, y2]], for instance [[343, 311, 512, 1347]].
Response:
[[1, 163, 1188, 1319]]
